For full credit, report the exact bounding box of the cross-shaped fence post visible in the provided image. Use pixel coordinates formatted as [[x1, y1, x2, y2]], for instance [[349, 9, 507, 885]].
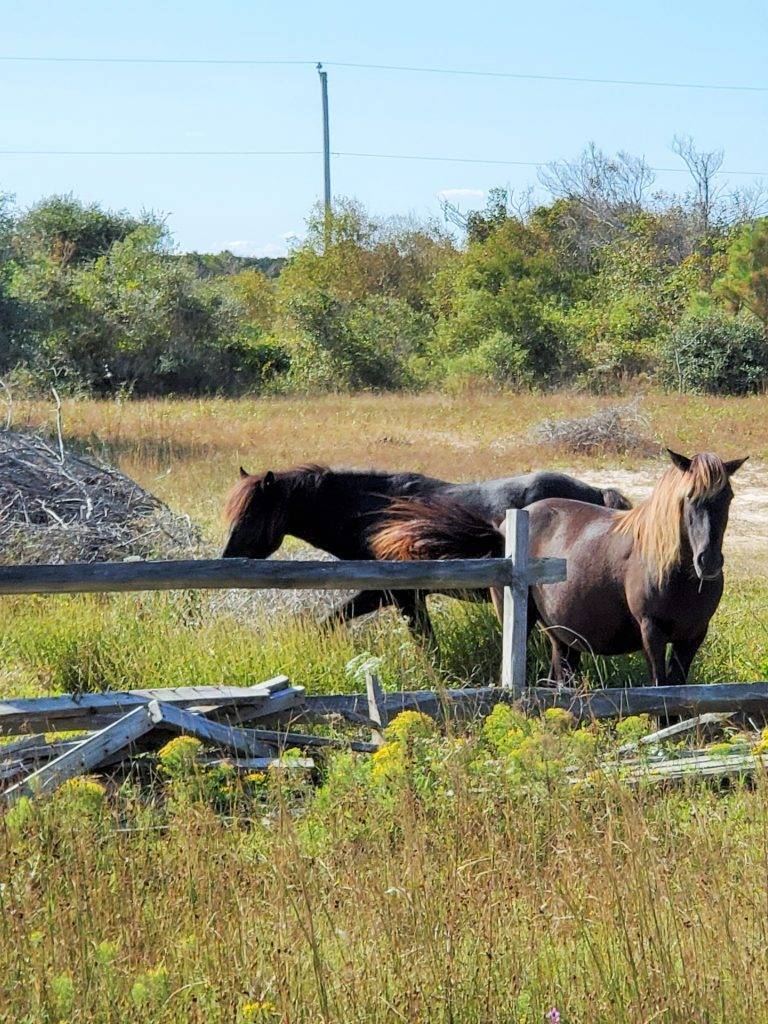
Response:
[[500, 508, 530, 695]]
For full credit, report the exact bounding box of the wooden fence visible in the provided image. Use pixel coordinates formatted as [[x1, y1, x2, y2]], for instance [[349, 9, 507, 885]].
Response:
[[2, 503, 767, 740], [3, 502, 768, 802], [0, 509, 565, 697]]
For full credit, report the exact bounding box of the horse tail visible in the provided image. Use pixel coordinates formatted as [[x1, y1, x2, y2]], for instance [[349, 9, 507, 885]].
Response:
[[370, 498, 504, 561], [602, 487, 632, 510]]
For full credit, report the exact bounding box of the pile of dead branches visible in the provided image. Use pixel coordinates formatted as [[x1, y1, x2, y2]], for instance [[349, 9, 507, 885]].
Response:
[[0, 430, 200, 564], [531, 402, 656, 455]]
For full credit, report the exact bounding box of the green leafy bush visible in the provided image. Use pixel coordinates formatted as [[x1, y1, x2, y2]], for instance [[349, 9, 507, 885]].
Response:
[[660, 311, 768, 395]]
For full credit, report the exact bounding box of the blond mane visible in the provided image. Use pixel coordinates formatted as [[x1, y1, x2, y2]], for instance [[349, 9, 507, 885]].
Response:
[[612, 453, 730, 585]]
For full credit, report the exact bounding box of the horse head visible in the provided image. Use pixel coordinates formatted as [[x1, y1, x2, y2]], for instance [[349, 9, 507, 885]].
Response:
[[668, 449, 748, 581], [222, 467, 289, 559]]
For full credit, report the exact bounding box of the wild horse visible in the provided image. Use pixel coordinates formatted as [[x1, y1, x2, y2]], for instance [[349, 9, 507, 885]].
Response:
[[372, 451, 746, 683], [222, 464, 630, 641]]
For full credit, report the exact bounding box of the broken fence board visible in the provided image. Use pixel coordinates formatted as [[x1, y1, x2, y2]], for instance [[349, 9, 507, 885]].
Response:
[[0, 677, 296, 736], [3, 705, 157, 804], [260, 682, 768, 729], [202, 756, 315, 771], [522, 683, 768, 720], [609, 750, 768, 785], [249, 729, 378, 754], [617, 712, 733, 756], [147, 701, 275, 758]]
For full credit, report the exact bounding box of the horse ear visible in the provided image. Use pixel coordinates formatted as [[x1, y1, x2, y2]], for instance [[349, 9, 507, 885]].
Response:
[[724, 455, 749, 476], [239, 466, 250, 479], [263, 471, 276, 489], [666, 449, 692, 473]]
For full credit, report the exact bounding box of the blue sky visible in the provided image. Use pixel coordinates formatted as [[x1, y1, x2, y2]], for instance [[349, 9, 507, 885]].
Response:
[[3, 0, 767, 255]]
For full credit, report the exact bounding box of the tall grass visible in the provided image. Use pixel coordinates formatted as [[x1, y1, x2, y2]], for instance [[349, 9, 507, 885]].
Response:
[[1, 395, 766, 1023], [0, 579, 765, 702], [4, 762, 768, 1023]]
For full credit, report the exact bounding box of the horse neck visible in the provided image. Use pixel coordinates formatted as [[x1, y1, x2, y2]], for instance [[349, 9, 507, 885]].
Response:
[[283, 471, 363, 556]]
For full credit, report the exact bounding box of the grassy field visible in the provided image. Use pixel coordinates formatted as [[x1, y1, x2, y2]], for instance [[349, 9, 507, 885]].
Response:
[[1, 391, 767, 1023]]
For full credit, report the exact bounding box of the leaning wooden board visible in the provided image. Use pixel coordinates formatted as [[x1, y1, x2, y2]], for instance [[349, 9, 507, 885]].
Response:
[[0, 677, 302, 735]]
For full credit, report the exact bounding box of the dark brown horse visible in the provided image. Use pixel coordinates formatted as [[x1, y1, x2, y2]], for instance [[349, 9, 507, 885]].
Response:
[[222, 464, 630, 640], [372, 451, 747, 684]]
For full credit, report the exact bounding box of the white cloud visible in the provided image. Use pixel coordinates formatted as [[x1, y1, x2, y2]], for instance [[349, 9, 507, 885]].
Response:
[[224, 240, 287, 258], [438, 188, 486, 200]]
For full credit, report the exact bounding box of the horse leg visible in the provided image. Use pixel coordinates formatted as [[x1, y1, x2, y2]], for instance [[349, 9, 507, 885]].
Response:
[[393, 591, 438, 649], [548, 636, 581, 686], [667, 632, 708, 685], [490, 589, 539, 636], [639, 617, 670, 685], [320, 589, 396, 626]]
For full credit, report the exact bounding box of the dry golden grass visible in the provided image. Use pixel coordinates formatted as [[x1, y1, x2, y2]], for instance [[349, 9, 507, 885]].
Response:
[[5, 763, 768, 1023], [11, 391, 765, 540]]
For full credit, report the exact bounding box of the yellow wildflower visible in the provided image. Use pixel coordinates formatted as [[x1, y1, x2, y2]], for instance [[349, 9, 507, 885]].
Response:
[[158, 736, 201, 776], [58, 777, 107, 813], [385, 711, 438, 744], [240, 1000, 278, 1022], [370, 741, 403, 782], [544, 707, 575, 732]]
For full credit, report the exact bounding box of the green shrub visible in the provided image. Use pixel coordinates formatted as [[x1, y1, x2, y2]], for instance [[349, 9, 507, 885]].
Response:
[[440, 330, 532, 391], [660, 311, 768, 395]]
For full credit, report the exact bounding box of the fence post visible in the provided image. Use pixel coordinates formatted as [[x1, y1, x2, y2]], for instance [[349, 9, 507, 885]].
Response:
[[501, 508, 529, 694]]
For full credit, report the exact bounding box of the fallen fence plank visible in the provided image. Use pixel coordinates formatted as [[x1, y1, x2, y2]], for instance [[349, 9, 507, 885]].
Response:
[[147, 701, 275, 758], [617, 712, 733, 756], [207, 686, 307, 727], [202, 756, 315, 770], [0, 677, 295, 735], [607, 750, 768, 785], [267, 687, 512, 726], [0, 556, 566, 595], [249, 728, 378, 754], [3, 705, 157, 804], [263, 682, 768, 728]]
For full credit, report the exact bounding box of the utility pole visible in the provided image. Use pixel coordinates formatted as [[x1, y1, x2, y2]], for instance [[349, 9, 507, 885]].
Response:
[[317, 63, 332, 248]]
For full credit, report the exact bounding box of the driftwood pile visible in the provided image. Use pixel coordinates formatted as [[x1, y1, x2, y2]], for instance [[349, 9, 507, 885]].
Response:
[[532, 402, 656, 455], [0, 429, 199, 564]]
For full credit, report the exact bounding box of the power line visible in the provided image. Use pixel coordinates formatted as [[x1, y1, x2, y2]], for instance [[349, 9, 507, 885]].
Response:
[[0, 55, 311, 66], [1, 148, 766, 177], [326, 61, 768, 94], [0, 54, 767, 93], [0, 149, 321, 156]]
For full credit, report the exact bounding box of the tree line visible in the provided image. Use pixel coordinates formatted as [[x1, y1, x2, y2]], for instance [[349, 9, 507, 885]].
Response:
[[1, 139, 767, 397]]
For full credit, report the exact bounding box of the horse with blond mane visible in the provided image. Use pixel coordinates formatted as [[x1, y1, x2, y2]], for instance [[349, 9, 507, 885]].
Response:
[[372, 450, 747, 684]]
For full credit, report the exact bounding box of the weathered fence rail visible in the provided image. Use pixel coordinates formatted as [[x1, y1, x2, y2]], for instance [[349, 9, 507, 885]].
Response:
[[0, 553, 565, 594], [0, 509, 565, 697]]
